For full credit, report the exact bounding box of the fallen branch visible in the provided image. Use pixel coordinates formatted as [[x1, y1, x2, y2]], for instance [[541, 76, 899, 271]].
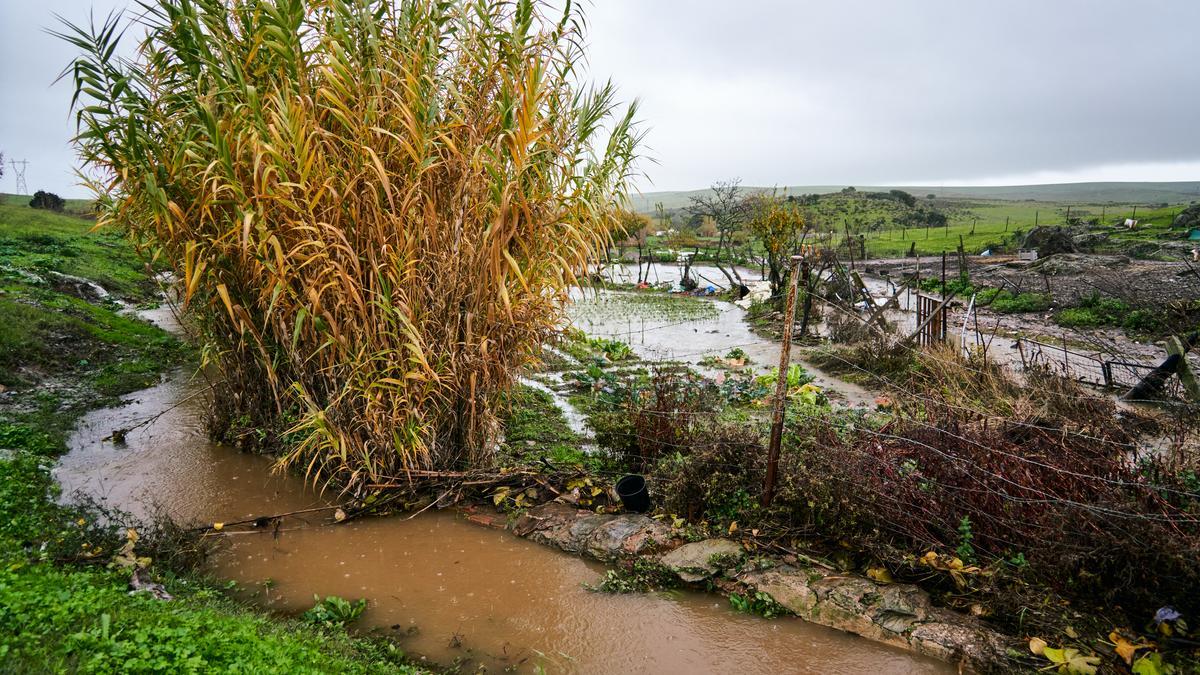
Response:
[[187, 505, 340, 532]]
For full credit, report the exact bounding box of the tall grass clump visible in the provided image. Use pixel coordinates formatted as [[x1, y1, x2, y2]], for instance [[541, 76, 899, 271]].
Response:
[[59, 0, 642, 490]]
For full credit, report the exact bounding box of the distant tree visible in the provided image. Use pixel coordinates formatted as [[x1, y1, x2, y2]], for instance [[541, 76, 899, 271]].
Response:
[[889, 189, 917, 207], [746, 194, 807, 297], [900, 207, 947, 229], [841, 186, 857, 194], [29, 190, 65, 212], [0, 151, 5, 180], [686, 179, 750, 289], [926, 193, 936, 200], [604, 208, 641, 265]]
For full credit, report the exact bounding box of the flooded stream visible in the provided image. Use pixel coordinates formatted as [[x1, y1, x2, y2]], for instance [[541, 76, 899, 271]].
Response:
[[52, 302, 948, 673]]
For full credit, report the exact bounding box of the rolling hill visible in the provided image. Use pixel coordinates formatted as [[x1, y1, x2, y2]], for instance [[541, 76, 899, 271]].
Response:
[[629, 181, 1200, 212]]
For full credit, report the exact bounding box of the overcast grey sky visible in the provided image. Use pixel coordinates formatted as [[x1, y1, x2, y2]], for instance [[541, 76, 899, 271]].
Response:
[[3, 0, 1199, 197]]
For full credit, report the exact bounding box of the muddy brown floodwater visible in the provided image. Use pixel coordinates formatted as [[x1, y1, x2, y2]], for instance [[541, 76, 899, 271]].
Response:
[[56, 361, 948, 674]]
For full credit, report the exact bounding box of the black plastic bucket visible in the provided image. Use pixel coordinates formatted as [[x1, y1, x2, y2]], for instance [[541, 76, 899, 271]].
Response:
[[615, 474, 651, 513]]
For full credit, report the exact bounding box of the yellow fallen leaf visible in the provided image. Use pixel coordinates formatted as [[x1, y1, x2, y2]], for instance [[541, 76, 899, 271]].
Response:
[[213, 522, 224, 531], [1042, 646, 1100, 675], [866, 567, 894, 584], [334, 508, 347, 522], [728, 521, 738, 534], [1109, 631, 1150, 665], [1029, 637, 1048, 656]]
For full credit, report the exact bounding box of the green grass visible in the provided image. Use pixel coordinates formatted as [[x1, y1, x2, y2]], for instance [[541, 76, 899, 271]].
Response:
[[631, 182, 1200, 212], [0, 452, 423, 674], [856, 200, 1192, 258], [500, 384, 589, 466], [0, 199, 187, 452], [0, 195, 159, 300]]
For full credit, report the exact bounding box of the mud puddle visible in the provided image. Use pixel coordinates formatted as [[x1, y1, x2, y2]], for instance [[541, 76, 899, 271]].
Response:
[[56, 371, 947, 673]]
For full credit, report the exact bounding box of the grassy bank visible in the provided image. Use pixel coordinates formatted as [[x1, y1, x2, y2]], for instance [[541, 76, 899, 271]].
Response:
[[0, 197, 425, 673]]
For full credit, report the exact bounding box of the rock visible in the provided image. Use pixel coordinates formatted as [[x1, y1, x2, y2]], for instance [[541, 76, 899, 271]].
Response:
[[739, 563, 1011, 667], [1020, 226, 1079, 256], [659, 538, 744, 582], [1173, 203, 1200, 230], [584, 515, 671, 559], [908, 616, 1011, 667], [738, 566, 820, 614], [503, 502, 1017, 671], [870, 584, 931, 634], [1070, 232, 1109, 251], [509, 503, 671, 560]]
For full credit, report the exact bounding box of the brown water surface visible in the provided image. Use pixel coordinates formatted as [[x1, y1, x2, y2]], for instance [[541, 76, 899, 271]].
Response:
[[55, 348, 947, 675]]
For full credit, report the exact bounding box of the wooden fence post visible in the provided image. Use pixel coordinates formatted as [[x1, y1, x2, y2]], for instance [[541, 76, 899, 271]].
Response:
[[763, 255, 803, 507]]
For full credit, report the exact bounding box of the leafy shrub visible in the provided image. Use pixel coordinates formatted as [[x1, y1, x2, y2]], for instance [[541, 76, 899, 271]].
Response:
[[977, 288, 1050, 313], [587, 337, 634, 361], [755, 364, 814, 391], [719, 371, 771, 406], [725, 347, 748, 361], [729, 591, 788, 618], [585, 559, 677, 593], [28, 191, 65, 212], [591, 369, 723, 473], [1054, 293, 1165, 335], [302, 596, 367, 628], [655, 421, 765, 524]]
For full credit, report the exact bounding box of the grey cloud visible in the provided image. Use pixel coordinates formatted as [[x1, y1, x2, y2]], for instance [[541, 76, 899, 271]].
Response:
[[3, 0, 1198, 196]]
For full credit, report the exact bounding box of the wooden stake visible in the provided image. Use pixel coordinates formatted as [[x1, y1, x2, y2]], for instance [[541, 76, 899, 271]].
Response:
[[763, 255, 803, 507]]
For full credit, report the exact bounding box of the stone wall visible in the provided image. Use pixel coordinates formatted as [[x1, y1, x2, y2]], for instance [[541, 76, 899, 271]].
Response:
[[463, 502, 1017, 672]]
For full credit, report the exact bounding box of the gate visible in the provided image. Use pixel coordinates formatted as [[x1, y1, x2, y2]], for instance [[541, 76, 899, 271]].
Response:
[[915, 294, 948, 346]]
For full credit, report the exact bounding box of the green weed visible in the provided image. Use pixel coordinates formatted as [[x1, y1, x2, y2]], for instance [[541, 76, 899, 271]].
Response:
[[729, 591, 788, 619]]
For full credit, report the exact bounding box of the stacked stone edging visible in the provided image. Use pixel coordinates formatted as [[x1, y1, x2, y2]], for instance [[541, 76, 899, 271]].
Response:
[[462, 503, 1015, 672]]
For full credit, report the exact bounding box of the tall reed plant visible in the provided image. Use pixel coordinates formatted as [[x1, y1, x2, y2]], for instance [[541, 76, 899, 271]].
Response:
[[59, 0, 642, 490]]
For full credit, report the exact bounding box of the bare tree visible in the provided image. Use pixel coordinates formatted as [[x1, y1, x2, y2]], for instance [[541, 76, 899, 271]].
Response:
[[687, 179, 750, 291]]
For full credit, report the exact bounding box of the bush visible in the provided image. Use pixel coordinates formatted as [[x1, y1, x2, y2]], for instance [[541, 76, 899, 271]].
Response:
[[28, 191, 65, 212], [302, 596, 367, 628], [774, 352, 1199, 626], [655, 420, 765, 524], [1054, 293, 1166, 334], [976, 288, 1050, 313]]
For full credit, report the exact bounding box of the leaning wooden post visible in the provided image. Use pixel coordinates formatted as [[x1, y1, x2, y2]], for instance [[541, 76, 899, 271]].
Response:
[[763, 255, 803, 508], [1167, 335, 1200, 401]]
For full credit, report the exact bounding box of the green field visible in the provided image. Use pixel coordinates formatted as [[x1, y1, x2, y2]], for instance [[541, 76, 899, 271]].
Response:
[[633, 186, 1193, 261], [631, 181, 1200, 212], [853, 200, 1185, 258]]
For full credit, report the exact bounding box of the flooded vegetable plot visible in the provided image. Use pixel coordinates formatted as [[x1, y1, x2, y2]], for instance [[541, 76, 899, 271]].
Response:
[[56, 374, 948, 673], [568, 284, 877, 407]]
